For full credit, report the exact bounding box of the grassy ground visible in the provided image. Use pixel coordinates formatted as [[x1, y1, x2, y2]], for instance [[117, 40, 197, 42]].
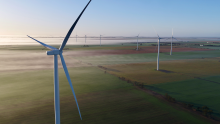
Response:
[[74, 50, 220, 66], [103, 58, 220, 119], [195, 46, 220, 50], [147, 76, 220, 118], [103, 58, 220, 84], [0, 66, 212, 124], [0, 45, 219, 123]]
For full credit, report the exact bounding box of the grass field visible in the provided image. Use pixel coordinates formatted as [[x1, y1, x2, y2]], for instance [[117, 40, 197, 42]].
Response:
[[146, 76, 220, 117], [74, 50, 220, 66], [0, 66, 212, 124], [104, 58, 220, 119], [0, 43, 219, 123]]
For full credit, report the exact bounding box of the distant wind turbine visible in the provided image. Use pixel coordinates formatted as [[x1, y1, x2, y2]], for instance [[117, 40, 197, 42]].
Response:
[[27, 0, 92, 124], [84, 34, 90, 44], [136, 34, 140, 50], [85, 35, 87, 44], [170, 28, 173, 55], [100, 34, 104, 46], [170, 29, 180, 55], [84, 34, 89, 46], [76, 32, 78, 42], [153, 28, 166, 71]]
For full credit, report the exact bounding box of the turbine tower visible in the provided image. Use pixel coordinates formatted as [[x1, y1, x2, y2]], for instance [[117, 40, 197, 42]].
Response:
[[27, 0, 92, 124], [85, 35, 87, 44], [156, 34, 161, 71], [136, 34, 140, 50], [76, 33, 78, 42], [100, 35, 104, 46], [170, 28, 173, 55], [153, 28, 164, 71], [100, 35, 102, 46]]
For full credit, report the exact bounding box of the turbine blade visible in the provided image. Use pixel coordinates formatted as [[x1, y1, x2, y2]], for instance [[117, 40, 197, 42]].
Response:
[[27, 35, 58, 50], [173, 37, 179, 41], [59, 54, 82, 120], [59, 0, 92, 51], [172, 28, 173, 37], [152, 26, 159, 38]]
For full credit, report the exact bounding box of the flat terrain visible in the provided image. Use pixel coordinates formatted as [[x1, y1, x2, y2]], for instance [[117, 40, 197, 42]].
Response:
[[72, 50, 220, 66], [64, 46, 212, 56], [104, 58, 220, 118], [104, 58, 220, 84], [0, 43, 219, 123], [0, 66, 211, 124]]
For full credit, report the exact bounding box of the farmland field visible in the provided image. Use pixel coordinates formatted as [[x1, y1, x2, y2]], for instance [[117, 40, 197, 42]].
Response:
[[0, 66, 212, 124], [104, 58, 220, 119], [0, 44, 219, 123], [73, 50, 220, 66]]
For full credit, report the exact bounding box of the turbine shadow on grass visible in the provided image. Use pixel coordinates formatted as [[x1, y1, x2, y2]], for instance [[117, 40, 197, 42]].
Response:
[[155, 69, 175, 73]]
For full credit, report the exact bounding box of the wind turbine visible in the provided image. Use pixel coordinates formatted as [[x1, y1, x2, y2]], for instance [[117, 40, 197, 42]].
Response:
[[170, 28, 173, 55], [136, 34, 140, 50], [100, 34, 104, 46], [85, 34, 88, 44], [85, 35, 87, 44], [153, 28, 164, 71], [76, 32, 78, 42], [156, 32, 161, 71], [84, 34, 89, 47], [27, 0, 92, 124]]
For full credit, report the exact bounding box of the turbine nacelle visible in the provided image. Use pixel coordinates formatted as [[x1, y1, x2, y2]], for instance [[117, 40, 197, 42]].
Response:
[[47, 50, 62, 55]]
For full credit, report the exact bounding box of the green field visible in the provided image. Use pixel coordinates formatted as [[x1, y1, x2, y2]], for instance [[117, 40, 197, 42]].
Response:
[[0, 66, 212, 124], [146, 76, 220, 117], [0, 43, 219, 123], [74, 50, 220, 66], [104, 58, 220, 120]]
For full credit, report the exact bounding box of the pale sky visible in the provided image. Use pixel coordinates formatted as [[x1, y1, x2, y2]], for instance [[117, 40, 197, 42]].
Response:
[[0, 0, 220, 37]]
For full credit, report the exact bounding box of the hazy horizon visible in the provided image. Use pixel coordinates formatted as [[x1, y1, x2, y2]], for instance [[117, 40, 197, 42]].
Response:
[[0, 35, 219, 45]]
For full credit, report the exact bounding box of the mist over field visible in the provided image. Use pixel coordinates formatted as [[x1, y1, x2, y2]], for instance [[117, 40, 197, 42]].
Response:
[[0, 35, 220, 45]]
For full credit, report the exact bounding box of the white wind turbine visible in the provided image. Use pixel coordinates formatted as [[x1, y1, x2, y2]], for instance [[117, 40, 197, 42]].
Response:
[[153, 28, 166, 71], [76, 32, 78, 42], [84, 34, 89, 44], [170, 28, 173, 55], [136, 34, 140, 50], [27, 0, 92, 124], [155, 32, 161, 71], [100, 34, 104, 46], [84, 35, 87, 45]]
